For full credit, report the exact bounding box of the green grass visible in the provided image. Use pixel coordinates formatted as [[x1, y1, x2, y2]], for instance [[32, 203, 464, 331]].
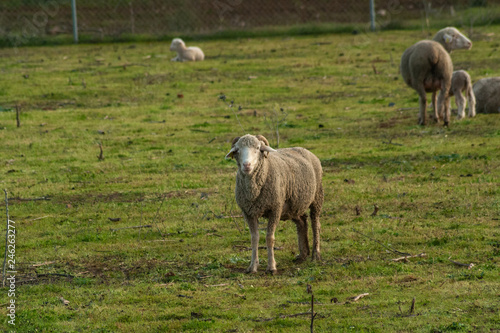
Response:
[[0, 26, 499, 332]]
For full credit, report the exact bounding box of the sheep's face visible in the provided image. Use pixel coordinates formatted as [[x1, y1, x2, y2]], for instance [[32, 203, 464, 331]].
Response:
[[170, 38, 185, 51], [226, 135, 276, 175], [439, 27, 472, 51]]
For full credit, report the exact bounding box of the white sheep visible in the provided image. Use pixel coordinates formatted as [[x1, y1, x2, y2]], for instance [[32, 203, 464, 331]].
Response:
[[449, 70, 476, 119], [473, 77, 500, 114], [400, 27, 472, 126], [226, 134, 323, 274], [170, 38, 204, 62]]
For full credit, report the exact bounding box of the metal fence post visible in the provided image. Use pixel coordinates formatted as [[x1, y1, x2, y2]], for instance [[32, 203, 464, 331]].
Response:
[[370, 0, 375, 31], [71, 0, 78, 43]]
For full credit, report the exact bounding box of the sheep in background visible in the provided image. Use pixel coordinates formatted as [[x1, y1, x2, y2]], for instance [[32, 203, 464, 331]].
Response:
[[226, 134, 323, 274], [400, 27, 472, 126], [170, 38, 204, 62], [450, 70, 476, 119], [473, 77, 500, 114]]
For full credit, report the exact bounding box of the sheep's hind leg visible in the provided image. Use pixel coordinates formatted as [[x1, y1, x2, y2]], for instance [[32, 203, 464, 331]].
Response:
[[245, 216, 259, 273], [310, 192, 323, 261], [292, 214, 310, 262], [417, 88, 427, 125], [455, 91, 466, 119], [432, 91, 440, 123]]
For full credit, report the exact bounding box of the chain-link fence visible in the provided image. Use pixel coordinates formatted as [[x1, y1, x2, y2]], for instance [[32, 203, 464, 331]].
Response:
[[0, 0, 498, 47]]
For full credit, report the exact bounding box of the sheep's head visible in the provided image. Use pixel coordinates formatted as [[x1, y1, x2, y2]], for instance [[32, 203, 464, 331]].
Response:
[[433, 27, 472, 53], [225, 134, 276, 175], [170, 38, 185, 51]]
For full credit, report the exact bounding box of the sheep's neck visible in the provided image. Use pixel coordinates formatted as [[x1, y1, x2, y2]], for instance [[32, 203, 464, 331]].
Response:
[[238, 158, 268, 202]]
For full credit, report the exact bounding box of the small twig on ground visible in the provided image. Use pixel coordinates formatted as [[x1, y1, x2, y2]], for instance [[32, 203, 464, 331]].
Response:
[[352, 228, 411, 256], [310, 291, 317, 333], [370, 204, 379, 216], [31, 261, 56, 267], [203, 283, 229, 288], [448, 257, 475, 269], [382, 139, 403, 146], [392, 253, 426, 262], [28, 216, 50, 222], [11, 196, 50, 201], [409, 297, 415, 315], [110, 225, 152, 232], [350, 293, 370, 302], [253, 312, 315, 322], [97, 142, 104, 160], [37, 273, 74, 278], [205, 233, 223, 238], [15, 104, 20, 128]]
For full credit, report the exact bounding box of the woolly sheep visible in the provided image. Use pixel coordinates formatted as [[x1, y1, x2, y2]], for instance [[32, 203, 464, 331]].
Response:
[[170, 38, 204, 62], [400, 27, 472, 126], [225, 134, 323, 274], [473, 77, 500, 114], [449, 70, 476, 119]]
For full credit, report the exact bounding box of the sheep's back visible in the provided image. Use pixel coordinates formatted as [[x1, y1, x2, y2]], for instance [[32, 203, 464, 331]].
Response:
[[401, 40, 452, 90]]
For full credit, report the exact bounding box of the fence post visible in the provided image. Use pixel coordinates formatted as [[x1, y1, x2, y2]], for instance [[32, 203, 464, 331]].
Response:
[[370, 0, 376, 31], [71, 0, 78, 43]]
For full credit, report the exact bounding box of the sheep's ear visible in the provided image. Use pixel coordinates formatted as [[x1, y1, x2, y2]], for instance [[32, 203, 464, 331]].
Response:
[[225, 147, 237, 160], [443, 33, 453, 44], [260, 145, 277, 158]]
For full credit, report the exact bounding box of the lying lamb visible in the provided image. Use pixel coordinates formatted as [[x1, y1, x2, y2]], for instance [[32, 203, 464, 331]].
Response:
[[226, 134, 323, 274], [400, 27, 472, 126], [449, 70, 476, 119], [473, 77, 500, 114], [170, 38, 204, 62]]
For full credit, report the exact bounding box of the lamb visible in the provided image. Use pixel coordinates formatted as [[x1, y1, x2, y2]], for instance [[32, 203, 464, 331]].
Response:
[[169, 38, 204, 62], [449, 70, 476, 119], [225, 134, 323, 274], [400, 27, 472, 126], [473, 77, 500, 114]]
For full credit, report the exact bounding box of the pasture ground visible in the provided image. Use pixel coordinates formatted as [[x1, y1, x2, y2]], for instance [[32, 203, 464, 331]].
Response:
[[0, 26, 499, 332]]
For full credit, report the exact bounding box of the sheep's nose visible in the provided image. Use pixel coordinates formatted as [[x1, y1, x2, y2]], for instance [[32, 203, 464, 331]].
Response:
[[243, 162, 251, 168]]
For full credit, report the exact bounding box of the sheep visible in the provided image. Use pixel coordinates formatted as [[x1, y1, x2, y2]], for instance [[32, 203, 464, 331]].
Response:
[[400, 27, 472, 126], [449, 70, 476, 119], [225, 134, 323, 274], [170, 38, 204, 62], [473, 77, 500, 114]]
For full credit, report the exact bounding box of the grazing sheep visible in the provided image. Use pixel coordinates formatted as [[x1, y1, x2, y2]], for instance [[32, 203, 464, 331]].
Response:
[[473, 77, 500, 114], [170, 38, 204, 62], [449, 70, 476, 119], [226, 134, 323, 274], [400, 27, 472, 126]]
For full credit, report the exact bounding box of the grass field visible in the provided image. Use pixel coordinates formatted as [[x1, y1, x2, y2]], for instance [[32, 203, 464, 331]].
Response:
[[0, 26, 499, 332]]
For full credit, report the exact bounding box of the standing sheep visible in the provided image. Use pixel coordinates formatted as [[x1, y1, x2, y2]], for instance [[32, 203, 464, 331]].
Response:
[[449, 70, 476, 119], [400, 27, 472, 126], [226, 134, 323, 274], [473, 77, 500, 114], [170, 38, 204, 62]]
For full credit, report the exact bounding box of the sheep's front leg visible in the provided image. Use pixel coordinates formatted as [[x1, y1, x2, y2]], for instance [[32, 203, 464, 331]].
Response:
[[266, 213, 280, 275], [245, 216, 259, 273]]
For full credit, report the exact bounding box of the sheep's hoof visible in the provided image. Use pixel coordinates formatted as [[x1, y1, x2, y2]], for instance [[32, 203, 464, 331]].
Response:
[[266, 269, 277, 275], [311, 252, 322, 261], [245, 266, 258, 274], [443, 121, 449, 127], [293, 256, 307, 263]]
